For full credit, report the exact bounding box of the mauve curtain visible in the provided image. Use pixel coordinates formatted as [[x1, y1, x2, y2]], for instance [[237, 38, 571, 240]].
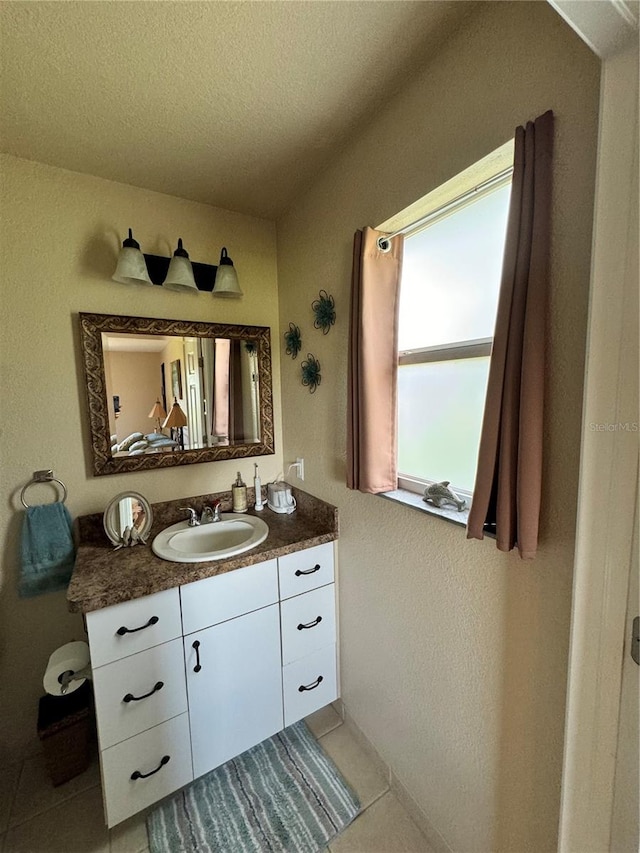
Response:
[[347, 227, 403, 493], [467, 109, 554, 559]]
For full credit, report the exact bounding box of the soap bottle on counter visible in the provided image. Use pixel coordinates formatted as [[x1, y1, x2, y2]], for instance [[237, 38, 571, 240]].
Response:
[[232, 471, 248, 513]]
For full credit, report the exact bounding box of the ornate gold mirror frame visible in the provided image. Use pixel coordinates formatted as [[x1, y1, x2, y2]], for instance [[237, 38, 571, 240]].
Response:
[[80, 312, 275, 476]]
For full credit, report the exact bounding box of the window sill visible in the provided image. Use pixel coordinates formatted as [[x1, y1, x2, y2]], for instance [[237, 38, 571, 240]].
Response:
[[378, 487, 470, 529]]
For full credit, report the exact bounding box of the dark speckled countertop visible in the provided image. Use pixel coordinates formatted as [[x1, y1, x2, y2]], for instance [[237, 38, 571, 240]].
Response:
[[67, 486, 338, 614]]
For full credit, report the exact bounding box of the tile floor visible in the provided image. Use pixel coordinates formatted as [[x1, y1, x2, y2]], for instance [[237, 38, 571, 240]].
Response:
[[1, 706, 433, 852]]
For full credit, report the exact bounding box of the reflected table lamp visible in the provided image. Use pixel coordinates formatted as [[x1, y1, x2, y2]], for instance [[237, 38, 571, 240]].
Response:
[[163, 398, 188, 450], [148, 399, 167, 434]]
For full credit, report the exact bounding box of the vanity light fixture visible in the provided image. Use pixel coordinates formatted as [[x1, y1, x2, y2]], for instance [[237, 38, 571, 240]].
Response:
[[163, 397, 188, 450], [112, 229, 242, 296], [112, 229, 154, 286], [163, 239, 198, 292], [212, 248, 242, 298], [148, 399, 167, 433]]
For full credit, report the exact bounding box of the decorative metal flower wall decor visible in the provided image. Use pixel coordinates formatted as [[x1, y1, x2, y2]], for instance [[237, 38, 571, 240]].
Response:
[[301, 353, 321, 393], [284, 322, 302, 359], [312, 290, 336, 334]]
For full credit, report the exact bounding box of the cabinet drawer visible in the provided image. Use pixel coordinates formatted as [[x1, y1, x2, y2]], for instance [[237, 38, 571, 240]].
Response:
[[278, 542, 334, 600], [181, 559, 278, 635], [87, 588, 182, 668], [92, 639, 188, 750], [283, 645, 338, 727], [280, 584, 336, 665], [101, 713, 193, 828]]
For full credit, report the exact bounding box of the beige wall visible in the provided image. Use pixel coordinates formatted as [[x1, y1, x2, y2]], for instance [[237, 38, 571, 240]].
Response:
[[105, 350, 163, 443], [277, 3, 600, 851], [0, 154, 282, 760]]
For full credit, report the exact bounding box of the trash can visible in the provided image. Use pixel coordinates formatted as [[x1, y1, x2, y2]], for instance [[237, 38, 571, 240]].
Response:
[[37, 680, 92, 786]]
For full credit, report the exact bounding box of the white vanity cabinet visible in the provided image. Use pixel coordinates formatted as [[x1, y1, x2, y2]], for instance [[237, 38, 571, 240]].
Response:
[[85, 541, 338, 828]]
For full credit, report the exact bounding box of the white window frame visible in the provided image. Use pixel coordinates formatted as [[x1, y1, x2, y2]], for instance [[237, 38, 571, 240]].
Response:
[[384, 145, 514, 502]]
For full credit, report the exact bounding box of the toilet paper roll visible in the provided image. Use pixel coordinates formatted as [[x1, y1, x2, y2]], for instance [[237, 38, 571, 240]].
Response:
[[43, 641, 91, 697]]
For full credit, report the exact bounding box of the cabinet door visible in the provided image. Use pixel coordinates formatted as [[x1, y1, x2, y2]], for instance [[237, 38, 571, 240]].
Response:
[[185, 603, 283, 779]]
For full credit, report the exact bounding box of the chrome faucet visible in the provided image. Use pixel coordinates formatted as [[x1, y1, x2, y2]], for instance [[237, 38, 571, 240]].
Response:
[[180, 501, 222, 526], [179, 506, 200, 527], [201, 500, 222, 523]]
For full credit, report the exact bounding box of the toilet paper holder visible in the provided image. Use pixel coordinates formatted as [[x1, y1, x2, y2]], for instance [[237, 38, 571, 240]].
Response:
[[43, 641, 92, 697], [58, 664, 92, 695]]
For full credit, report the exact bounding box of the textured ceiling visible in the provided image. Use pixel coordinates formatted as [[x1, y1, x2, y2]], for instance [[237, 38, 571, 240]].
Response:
[[0, 1, 476, 220]]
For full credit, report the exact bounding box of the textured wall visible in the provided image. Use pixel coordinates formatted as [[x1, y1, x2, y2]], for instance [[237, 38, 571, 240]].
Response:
[[276, 3, 600, 851], [0, 155, 282, 760]]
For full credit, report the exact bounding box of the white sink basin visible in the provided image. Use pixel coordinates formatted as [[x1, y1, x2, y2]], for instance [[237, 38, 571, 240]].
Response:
[[152, 514, 269, 563]]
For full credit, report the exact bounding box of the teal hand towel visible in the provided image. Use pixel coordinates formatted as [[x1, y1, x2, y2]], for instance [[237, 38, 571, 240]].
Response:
[[20, 503, 75, 598]]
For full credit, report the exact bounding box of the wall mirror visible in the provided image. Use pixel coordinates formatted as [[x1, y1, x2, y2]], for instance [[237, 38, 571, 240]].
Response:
[[80, 313, 274, 476]]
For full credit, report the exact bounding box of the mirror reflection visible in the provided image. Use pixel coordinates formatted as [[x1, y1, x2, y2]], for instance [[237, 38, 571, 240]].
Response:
[[79, 313, 275, 477], [103, 333, 262, 457]]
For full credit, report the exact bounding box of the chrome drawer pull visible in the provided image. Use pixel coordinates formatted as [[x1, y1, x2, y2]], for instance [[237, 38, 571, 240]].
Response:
[[298, 675, 323, 692], [130, 755, 170, 780], [297, 616, 322, 630], [123, 681, 164, 703], [116, 615, 159, 636], [295, 564, 321, 577], [192, 640, 202, 673]]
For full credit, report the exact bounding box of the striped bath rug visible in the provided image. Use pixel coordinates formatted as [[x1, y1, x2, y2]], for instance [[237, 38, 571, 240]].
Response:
[[147, 721, 360, 853]]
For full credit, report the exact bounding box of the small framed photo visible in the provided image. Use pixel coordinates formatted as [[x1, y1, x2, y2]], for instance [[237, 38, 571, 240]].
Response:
[[171, 359, 183, 399]]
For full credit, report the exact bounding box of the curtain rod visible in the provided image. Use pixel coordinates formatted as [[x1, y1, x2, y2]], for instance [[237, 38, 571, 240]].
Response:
[[377, 166, 514, 252]]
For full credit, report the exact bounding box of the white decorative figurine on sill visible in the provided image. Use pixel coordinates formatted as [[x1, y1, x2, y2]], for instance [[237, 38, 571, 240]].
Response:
[[423, 481, 467, 511]]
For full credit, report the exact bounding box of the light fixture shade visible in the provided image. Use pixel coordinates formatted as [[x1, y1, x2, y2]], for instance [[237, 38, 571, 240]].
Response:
[[212, 247, 242, 297], [112, 229, 153, 285], [163, 398, 188, 429], [148, 399, 167, 421], [163, 238, 198, 292]]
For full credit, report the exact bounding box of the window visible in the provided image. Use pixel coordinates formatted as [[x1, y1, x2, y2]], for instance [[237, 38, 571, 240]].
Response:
[[394, 161, 512, 499]]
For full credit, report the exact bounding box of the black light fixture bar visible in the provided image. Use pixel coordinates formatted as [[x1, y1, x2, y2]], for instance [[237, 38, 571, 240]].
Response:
[[143, 253, 219, 291]]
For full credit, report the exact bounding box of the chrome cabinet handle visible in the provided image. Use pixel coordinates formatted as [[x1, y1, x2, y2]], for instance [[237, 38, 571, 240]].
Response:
[[295, 564, 321, 577], [116, 616, 159, 636], [123, 681, 164, 703], [130, 755, 170, 780], [297, 616, 322, 630], [298, 675, 323, 692]]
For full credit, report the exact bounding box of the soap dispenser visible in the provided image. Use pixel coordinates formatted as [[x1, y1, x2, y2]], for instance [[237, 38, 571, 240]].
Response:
[[232, 471, 248, 513]]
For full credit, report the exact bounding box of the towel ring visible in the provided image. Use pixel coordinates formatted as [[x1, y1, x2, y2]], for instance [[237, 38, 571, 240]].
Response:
[[21, 470, 68, 509]]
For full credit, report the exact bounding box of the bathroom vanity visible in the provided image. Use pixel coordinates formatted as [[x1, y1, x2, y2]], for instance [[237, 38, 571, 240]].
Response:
[[67, 489, 339, 827]]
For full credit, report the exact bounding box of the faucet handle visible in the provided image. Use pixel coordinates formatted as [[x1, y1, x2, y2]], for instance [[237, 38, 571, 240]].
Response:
[[202, 500, 221, 522], [179, 506, 200, 527]]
